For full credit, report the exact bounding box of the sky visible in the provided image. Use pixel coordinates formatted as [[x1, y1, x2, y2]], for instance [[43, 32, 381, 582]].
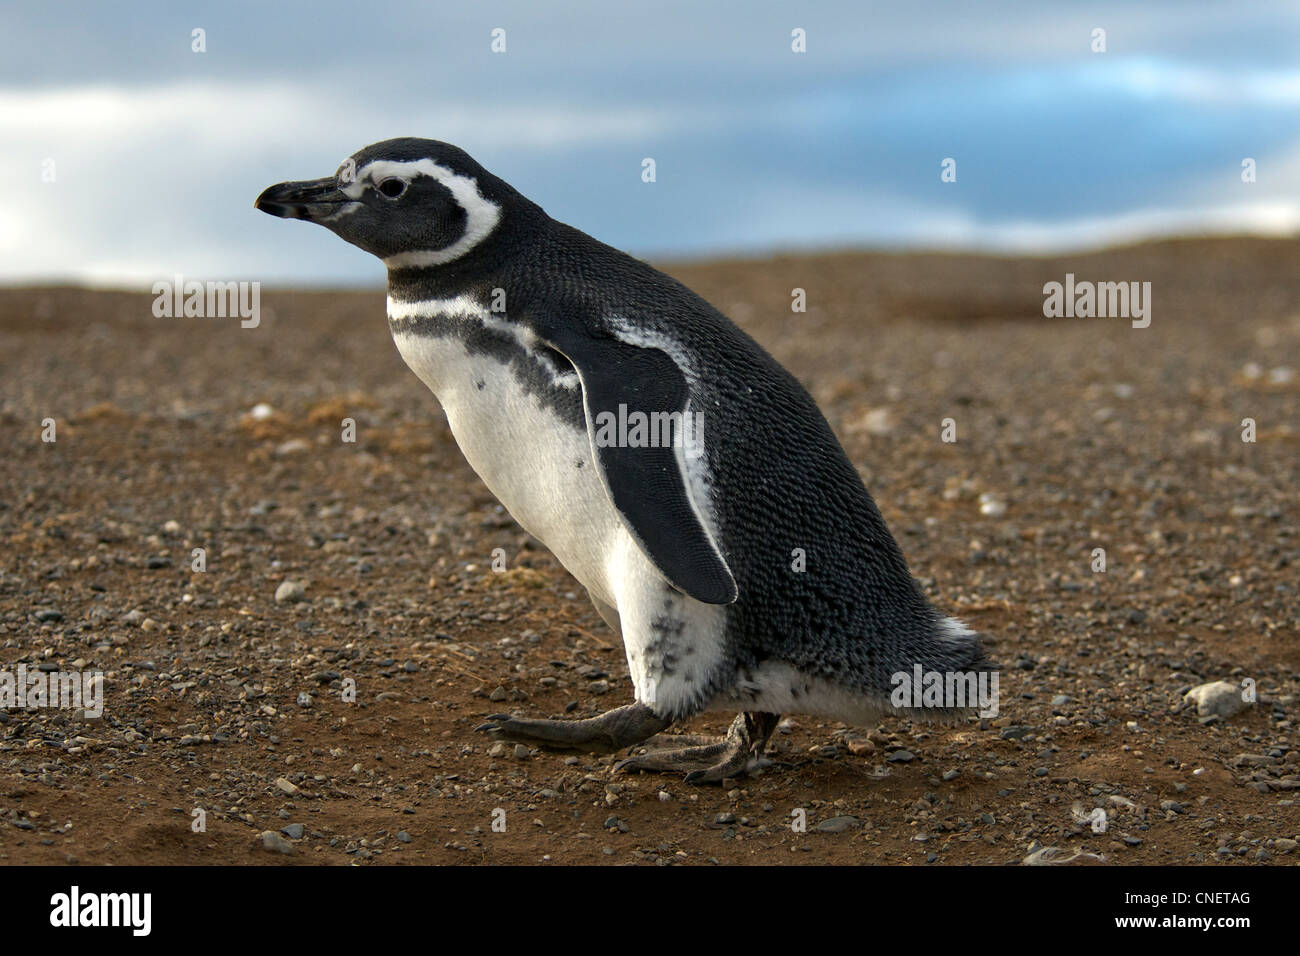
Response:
[[3, 0, 1299, 285]]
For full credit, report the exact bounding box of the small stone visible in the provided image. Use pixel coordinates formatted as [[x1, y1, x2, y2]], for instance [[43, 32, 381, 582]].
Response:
[[34, 609, 64, 622], [847, 737, 875, 756], [274, 777, 299, 795], [1184, 680, 1250, 719], [488, 742, 507, 758], [260, 830, 294, 854], [887, 749, 915, 763], [942, 769, 961, 781], [1273, 838, 1296, 854], [513, 744, 530, 759], [296, 692, 312, 708], [489, 686, 507, 702], [275, 439, 310, 456], [715, 812, 736, 824], [281, 823, 304, 839], [274, 580, 306, 604], [856, 407, 893, 436], [812, 815, 860, 833], [397, 831, 412, 844], [1051, 695, 1070, 708]]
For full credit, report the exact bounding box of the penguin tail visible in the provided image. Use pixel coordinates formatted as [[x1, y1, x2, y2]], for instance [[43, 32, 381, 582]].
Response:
[[885, 615, 1000, 722]]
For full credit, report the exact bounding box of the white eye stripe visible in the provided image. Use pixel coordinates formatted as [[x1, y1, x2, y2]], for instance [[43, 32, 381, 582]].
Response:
[[336, 157, 502, 267], [340, 159, 427, 198]]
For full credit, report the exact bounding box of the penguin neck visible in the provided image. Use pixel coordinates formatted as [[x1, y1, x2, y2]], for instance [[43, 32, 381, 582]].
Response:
[[385, 211, 546, 310]]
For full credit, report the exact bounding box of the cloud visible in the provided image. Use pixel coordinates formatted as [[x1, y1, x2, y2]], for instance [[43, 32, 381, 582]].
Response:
[[3, 6, 1300, 285]]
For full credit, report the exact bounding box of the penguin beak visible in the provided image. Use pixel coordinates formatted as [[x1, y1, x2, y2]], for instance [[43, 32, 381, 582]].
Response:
[[255, 177, 349, 221]]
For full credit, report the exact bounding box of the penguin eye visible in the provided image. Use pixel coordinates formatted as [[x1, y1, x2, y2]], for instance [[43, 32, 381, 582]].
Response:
[[377, 178, 407, 199]]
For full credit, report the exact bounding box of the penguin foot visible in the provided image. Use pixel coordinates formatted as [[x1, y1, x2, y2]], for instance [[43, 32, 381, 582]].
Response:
[[615, 711, 781, 785], [474, 701, 670, 754]]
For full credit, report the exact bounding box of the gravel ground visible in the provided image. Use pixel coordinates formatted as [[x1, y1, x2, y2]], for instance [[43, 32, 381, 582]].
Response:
[[1, 237, 1297, 865]]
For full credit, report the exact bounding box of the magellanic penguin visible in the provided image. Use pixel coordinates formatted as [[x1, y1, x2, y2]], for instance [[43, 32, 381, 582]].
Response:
[[256, 139, 995, 783]]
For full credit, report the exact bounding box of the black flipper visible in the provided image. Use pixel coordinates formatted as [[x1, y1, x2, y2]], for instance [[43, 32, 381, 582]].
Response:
[[538, 323, 737, 606]]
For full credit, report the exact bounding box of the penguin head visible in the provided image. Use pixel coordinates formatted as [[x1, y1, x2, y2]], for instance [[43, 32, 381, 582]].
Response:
[[255, 138, 521, 268]]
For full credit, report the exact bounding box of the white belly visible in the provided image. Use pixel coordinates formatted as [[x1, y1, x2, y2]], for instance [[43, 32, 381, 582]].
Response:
[[388, 298, 732, 719], [391, 327, 628, 605]]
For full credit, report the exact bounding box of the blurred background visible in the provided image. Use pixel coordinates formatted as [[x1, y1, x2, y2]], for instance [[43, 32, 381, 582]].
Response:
[[3, 0, 1298, 285]]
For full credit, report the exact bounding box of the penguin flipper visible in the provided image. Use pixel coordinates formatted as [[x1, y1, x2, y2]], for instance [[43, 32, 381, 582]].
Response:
[[541, 329, 737, 606]]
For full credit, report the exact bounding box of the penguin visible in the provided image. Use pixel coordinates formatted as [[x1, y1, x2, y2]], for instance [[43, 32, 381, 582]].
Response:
[[255, 138, 994, 783]]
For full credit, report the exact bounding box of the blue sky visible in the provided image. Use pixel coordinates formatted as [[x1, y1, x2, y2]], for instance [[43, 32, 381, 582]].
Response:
[[4, 0, 1299, 285]]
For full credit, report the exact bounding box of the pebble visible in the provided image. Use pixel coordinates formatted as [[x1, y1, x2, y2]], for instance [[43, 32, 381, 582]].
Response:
[[942, 769, 960, 781], [260, 831, 294, 854], [275, 439, 310, 456], [812, 815, 860, 833], [281, 823, 304, 839], [1184, 680, 1250, 719], [887, 749, 915, 763], [274, 777, 299, 795], [274, 580, 306, 603]]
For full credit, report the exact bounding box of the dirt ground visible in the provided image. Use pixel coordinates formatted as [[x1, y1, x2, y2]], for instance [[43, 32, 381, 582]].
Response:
[[1, 238, 1297, 866]]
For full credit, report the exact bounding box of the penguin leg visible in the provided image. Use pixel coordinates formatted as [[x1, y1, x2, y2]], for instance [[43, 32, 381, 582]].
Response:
[[475, 702, 670, 754], [588, 594, 622, 637], [615, 711, 781, 785]]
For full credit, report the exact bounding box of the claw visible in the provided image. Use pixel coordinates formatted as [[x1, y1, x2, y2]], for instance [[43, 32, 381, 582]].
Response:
[[613, 712, 781, 784]]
